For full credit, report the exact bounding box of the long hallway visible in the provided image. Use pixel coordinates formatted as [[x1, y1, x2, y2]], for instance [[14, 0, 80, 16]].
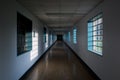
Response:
[[20, 41, 98, 80], [1, 0, 120, 79]]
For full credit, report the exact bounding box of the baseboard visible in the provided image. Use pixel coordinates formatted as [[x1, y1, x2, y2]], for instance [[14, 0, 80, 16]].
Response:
[[63, 41, 101, 80], [19, 40, 57, 80]]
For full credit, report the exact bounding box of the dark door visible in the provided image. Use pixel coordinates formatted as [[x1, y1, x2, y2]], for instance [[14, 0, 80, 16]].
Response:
[[57, 35, 63, 41]]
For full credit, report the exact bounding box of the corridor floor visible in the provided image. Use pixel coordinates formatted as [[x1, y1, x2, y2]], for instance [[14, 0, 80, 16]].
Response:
[[20, 41, 98, 80]]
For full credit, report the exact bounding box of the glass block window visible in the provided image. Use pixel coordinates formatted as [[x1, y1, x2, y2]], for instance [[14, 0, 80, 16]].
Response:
[[43, 27, 47, 43], [43, 27, 48, 48], [68, 32, 71, 42], [88, 13, 103, 55], [50, 34, 53, 45], [73, 28, 77, 44]]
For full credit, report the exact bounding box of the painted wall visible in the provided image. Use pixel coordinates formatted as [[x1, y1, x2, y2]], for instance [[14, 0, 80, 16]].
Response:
[[0, 0, 56, 80], [64, 0, 120, 80]]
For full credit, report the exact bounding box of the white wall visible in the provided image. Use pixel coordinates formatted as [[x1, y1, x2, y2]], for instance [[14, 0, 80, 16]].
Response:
[[64, 0, 120, 80], [0, 0, 56, 80], [103, 0, 120, 79]]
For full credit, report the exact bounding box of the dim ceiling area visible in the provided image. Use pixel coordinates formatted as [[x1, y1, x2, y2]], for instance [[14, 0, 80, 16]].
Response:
[[17, 0, 103, 34]]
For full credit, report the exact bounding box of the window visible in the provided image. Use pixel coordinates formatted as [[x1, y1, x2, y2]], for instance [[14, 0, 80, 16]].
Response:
[[68, 32, 71, 41], [50, 34, 53, 45], [43, 27, 47, 43], [45, 33, 48, 48], [73, 27, 77, 44], [88, 13, 103, 55], [17, 12, 32, 55], [43, 27, 48, 48], [63, 34, 67, 41]]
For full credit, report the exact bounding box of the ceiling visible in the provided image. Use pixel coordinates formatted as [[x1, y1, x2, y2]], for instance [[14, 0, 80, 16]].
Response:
[[17, 0, 103, 34]]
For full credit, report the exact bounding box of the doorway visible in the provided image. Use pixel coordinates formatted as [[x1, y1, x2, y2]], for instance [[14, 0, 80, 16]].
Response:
[[57, 35, 63, 41]]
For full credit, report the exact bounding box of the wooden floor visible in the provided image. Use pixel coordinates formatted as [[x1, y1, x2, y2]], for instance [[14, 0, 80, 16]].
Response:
[[20, 41, 99, 80]]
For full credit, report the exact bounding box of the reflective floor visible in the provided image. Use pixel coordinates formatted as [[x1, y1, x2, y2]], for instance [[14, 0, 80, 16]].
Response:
[[20, 41, 98, 80]]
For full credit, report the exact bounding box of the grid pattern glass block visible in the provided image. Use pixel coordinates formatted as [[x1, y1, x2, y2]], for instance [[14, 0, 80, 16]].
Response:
[[73, 28, 77, 44], [44, 27, 47, 43], [25, 33, 32, 51], [88, 13, 103, 55], [68, 32, 71, 41]]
